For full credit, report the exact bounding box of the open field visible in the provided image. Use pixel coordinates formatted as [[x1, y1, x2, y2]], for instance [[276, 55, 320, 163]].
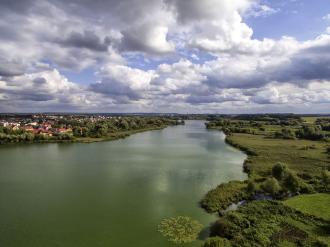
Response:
[[302, 116, 330, 124], [227, 133, 329, 178], [283, 193, 330, 221]]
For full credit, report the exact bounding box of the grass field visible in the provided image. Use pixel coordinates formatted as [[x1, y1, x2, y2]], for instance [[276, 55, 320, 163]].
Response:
[[302, 116, 330, 124], [283, 193, 330, 245], [283, 193, 330, 221], [226, 133, 330, 179]]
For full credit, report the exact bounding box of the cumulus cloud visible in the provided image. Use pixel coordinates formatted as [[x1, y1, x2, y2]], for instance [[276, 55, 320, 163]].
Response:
[[0, 0, 329, 113]]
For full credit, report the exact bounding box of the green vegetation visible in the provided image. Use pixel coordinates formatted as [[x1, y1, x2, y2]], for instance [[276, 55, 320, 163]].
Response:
[[225, 133, 329, 181], [202, 236, 231, 247], [201, 181, 247, 213], [283, 193, 330, 221], [157, 216, 203, 244], [207, 200, 329, 247], [0, 116, 184, 144], [202, 115, 330, 246]]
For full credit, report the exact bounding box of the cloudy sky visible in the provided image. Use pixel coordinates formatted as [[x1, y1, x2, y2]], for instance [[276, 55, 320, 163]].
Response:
[[1, 0, 330, 113]]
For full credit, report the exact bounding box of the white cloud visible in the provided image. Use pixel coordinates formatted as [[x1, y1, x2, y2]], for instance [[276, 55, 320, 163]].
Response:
[[246, 4, 279, 18], [323, 13, 330, 21], [0, 0, 330, 113]]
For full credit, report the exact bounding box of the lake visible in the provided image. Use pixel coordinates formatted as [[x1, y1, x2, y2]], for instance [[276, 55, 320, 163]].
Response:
[[0, 120, 246, 247]]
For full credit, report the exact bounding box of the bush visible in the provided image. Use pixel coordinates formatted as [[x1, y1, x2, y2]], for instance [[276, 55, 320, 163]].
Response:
[[201, 181, 247, 213], [211, 200, 328, 247], [272, 162, 287, 180], [247, 180, 257, 194], [203, 237, 231, 247], [283, 171, 300, 194], [274, 128, 296, 139], [262, 178, 281, 196], [158, 216, 203, 244], [321, 170, 330, 192]]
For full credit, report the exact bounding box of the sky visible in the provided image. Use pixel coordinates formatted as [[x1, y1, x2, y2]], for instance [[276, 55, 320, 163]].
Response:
[[0, 0, 330, 113]]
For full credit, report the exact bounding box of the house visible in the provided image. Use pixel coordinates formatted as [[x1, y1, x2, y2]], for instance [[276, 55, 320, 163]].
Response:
[[54, 128, 73, 134], [23, 126, 34, 132]]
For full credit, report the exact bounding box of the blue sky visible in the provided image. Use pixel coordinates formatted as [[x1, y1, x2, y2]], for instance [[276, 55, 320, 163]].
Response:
[[246, 0, 330, 40], [0, 0, 330, 113]]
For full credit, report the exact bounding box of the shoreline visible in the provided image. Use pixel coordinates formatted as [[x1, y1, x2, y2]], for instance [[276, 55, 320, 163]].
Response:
[[0, 126, 167, 147]]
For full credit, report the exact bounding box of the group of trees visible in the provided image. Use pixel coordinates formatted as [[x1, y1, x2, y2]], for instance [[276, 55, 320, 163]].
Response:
[[71, 117, 183, 138], [274, 128, 296, 139], [201, 162, 329, 216], [206, 116, 330, 142], [0, 117, 184, 144], [274, 125, 328, 141], [295, 125, 326, 141], [248, 163, 315, 197], [0, 131, 74, 144], [316, 118, 330, 131]]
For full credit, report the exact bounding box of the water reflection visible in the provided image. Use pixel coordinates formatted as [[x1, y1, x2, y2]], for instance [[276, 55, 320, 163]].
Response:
[[0, 120, 246, 247]]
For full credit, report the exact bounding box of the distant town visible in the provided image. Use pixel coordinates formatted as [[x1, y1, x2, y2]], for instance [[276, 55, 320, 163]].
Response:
[[0, 114, 185, 144], [0, 114, 122, 137]]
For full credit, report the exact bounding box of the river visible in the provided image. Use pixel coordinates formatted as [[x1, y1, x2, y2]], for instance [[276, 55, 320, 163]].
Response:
[[0, 120, 246, 247]]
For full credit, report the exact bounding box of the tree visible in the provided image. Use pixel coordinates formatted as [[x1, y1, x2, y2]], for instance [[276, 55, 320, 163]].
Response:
[[272, 162, 287, 180], [283, 171, 300, 193], [247, 181, 257, 194], [262, 178, 281, 196], [118, 119, 129, 130], [321, 170, 330, 191]]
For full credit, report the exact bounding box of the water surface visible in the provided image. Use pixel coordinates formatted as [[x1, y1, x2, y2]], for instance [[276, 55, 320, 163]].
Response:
[[0, 121, 246, 247]]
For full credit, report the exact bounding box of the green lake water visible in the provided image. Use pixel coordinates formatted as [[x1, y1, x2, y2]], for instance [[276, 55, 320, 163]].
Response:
[[0, 120, 246, 247]]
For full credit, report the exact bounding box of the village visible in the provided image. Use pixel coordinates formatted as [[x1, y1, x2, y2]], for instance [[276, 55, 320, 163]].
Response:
[[0, 114, 118, 137]]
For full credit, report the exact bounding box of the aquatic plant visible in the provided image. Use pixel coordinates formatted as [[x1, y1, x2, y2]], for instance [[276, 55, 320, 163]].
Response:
[[158, 216, 203, 244]]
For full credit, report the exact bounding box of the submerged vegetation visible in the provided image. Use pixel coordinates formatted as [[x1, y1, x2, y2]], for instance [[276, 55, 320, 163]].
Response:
[[202, 115, 330, 246], [158, 216, 203, 244]]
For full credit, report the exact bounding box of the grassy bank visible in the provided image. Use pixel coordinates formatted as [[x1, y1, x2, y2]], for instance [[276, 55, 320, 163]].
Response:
[[200, 115, 330, 247], [283, 193, 330, 221], [226, 133, 329, 179]]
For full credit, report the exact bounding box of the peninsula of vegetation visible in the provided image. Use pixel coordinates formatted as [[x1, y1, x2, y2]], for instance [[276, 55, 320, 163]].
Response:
[[201, 114, 330, 247]]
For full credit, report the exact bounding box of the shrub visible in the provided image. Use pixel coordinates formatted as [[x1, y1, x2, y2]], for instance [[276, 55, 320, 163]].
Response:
[[274, 128, 296, 139], [272, 162, 287, 180], [201, 181, 247, 213], [247, 180, 257, 194], [321, 170, 330, 192], [158, 216, 203, 244], [283, 171, 300, 194], [262, 178, 281, 196], [203, 237, 231, 247]]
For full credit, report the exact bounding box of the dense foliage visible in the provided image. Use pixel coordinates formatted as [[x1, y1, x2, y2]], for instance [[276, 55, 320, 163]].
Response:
[[158, 216, 203, 244], [209, 200, 329, 247], [0, 116, 184, 144], [202, 236, 232, 247], [201, 181, 248, 213]]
